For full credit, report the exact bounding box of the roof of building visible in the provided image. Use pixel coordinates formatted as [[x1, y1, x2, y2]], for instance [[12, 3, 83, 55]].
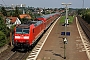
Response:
[[7, 17, 18, 23], [19, 14, 31, 19]]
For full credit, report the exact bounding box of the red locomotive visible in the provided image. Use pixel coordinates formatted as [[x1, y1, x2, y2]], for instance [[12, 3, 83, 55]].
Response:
[[13, 13, 60, 48]]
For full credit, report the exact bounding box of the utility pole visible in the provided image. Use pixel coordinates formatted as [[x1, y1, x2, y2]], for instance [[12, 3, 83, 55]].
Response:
[[61, 3, 71, 25], [61, 3, 71, 59]]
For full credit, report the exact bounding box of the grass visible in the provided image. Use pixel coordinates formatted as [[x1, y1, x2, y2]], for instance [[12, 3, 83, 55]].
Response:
[[60, 16, 74, 24]]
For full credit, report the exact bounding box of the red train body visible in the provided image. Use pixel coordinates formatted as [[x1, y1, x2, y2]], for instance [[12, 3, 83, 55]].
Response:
[[13, 13, 60, 47]]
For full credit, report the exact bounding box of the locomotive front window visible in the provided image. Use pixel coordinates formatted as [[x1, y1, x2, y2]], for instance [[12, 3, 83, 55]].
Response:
[[16, 28, 29, 34], [23, 28, 29, 34], [16, 28, 22, 34]]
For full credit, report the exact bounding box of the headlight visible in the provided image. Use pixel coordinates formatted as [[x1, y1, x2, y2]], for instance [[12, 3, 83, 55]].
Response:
[[24, 36, 29, 39], [15, 36, 20, 39]]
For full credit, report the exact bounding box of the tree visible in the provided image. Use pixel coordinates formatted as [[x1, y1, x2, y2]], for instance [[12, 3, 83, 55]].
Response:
[[9, 25, 16, 46], [1, 7, 7, 16], [20, 18, 29, 24], [0, 16, 7, 34], [0, 16, 9, 47], [81, 9, 90, 24], [84, 12, 90, 23], [14, 6, 19, 17]]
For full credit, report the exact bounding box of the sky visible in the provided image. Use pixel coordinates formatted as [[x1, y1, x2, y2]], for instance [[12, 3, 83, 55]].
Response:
[[0, 0, 90, 8]]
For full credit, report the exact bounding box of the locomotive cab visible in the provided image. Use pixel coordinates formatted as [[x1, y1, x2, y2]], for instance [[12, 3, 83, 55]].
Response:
[[14, 24, 31, 47], [14, 20, 44, 48]]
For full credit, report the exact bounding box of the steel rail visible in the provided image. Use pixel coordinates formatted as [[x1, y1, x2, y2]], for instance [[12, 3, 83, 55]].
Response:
[[77, 16, 90, 42], [7, 51, 28, 60]]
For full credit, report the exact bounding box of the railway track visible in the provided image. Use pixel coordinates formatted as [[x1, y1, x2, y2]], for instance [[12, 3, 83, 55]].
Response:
[[77, 16, 90, 41], [0, 46, 31, 60], [76, 16, 90, 60], [7, 51, 28, 60]]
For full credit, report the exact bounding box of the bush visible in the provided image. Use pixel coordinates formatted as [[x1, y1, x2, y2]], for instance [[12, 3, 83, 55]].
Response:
[[80, 9, 90, 24], [0, 31, 6, 47], [83, 12, 90, 24]]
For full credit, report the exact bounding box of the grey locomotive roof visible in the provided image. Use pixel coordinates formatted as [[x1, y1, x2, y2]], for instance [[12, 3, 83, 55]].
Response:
[[16, 20, 43, 28]]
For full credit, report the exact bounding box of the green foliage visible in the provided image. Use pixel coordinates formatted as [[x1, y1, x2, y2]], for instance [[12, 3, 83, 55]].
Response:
[[60, 16, 65, 23], [45, 11, 51, 14], [68, 16, 74, 23], [0, 16, 10, 47], [81, 9, 90, 24], [1, 7, 7, 16], [0, 31, 6, 47], [7, 9, 22, 17], [83, 12, 90, 23], [10, 25, 16, 33], [34, 13, 41, 18], [77, 9, 83, 15], [14, 6, 19, 17], [20, 18, 32, 24], [60, 16, 74, 23], [0, 16, 7, 33]]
